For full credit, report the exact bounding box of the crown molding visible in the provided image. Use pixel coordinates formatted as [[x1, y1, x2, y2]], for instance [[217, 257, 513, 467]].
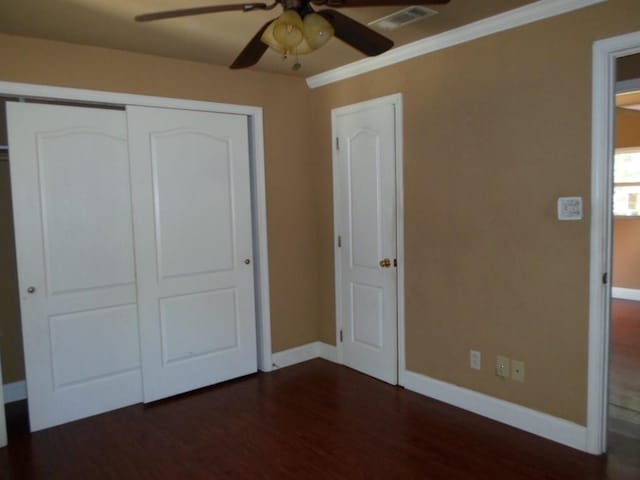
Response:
[[306, 0, 606, 89]]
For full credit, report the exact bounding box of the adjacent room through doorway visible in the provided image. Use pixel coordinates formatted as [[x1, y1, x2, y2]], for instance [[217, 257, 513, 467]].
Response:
[[608, 57, 640, 465]]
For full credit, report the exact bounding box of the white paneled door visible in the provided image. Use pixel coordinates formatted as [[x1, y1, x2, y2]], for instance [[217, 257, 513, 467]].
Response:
[[9, 101, 259, 430], [127, 106, 257, 402], [8, 103, 142, 431], [334, 100, 398, 384]]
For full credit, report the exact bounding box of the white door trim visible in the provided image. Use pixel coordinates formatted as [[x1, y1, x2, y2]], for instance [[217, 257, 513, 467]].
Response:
[[331, 93, 405, 385], [0, 80, 272, 374], [588, 30, 640, 455]]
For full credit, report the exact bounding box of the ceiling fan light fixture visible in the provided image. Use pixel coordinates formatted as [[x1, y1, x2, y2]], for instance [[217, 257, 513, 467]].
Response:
[[303, 12, 334, 49], [136, 0, 431, 69], [262, 22, 314, 55], [261, 22, 286, 53], [260, 17, 314, 56], [272, 9, 304, 49], [294, 37, 314, 54], [262, 10, 334, 57]]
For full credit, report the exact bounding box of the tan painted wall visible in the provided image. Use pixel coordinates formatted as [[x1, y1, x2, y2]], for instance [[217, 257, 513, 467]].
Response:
[[1, 0, 639, 427], [616, 107, 640, 148], [309, 0, 640, 425], [613, 219, 640, 289], [0, 33, 324, 384], [613, 107, 640, 290]]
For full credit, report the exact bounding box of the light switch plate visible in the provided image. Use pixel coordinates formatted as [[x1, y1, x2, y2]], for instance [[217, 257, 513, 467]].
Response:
[[557, 197, 583, 221]]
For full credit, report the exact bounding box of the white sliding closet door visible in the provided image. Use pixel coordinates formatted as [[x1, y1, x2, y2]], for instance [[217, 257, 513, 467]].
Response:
[[127, 106, 257, 402], [8, 103, 142, 432]]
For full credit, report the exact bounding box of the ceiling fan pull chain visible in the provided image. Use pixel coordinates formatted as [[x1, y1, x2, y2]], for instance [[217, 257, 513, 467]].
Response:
[[293, 52, 302, 70]]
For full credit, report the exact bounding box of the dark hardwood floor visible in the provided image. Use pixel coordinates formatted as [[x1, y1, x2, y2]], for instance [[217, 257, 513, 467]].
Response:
[[608, 298, 640, 478], [1, 359, 639, 480], [610, 299, 640, 434]]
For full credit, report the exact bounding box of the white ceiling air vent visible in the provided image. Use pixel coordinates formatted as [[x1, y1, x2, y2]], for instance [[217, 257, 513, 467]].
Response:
[[368, 6, 438, 31]]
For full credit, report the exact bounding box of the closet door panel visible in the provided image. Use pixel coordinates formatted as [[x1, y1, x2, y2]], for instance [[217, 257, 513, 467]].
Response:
[[160, 289, 238, 364], [7, 103, 142, 432], [48, 305, 139, 387], [127, 106, 257, 403], [153, 132, 235, 278], [38, 131, 135, 292]]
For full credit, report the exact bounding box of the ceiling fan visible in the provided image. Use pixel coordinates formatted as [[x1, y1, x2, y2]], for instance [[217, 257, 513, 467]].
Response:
[[135, 0, 450, 69]]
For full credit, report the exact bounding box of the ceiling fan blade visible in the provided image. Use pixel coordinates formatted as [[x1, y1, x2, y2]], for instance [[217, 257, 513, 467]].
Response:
[[135, 3, 268, 22], [313, 0, 448, 6], [318, 9, 393, 56], [230, 20, 274, 69]]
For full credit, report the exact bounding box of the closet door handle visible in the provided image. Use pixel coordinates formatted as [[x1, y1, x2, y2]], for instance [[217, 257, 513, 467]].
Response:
[[244, 259, 251, 265], [27, 286, 36, 294]]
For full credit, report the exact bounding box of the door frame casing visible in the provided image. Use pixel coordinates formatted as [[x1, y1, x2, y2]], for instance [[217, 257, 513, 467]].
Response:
[[331, 93, 405, 385], [0, 80, 273, 373], [588, 30, 640, 454]]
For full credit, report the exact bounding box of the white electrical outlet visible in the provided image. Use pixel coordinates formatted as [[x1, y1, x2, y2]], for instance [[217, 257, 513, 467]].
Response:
[[496, 355, 510, 378], [511, 360, 525, 382], [470, 350, 481, 370]]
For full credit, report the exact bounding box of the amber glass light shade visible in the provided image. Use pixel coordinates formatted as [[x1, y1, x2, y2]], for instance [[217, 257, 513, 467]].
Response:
[[294, 37, 314, 54], [261, 9, 334, 56], [303, 13, 334, 49], [273, 10, 304, 49], [262, 22, 314, 54], [261, 22, 285, 53]]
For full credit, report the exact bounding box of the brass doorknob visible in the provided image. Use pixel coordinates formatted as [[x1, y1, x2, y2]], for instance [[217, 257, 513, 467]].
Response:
[[379, 258, 391, 268]]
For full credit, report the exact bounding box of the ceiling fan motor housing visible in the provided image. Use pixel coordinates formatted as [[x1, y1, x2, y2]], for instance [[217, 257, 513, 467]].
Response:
[[282, 0, 309, 12]]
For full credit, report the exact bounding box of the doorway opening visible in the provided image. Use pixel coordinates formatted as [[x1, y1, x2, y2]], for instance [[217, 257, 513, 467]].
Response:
[[607, 75, 640, 464], [588, 31, 640, 456]]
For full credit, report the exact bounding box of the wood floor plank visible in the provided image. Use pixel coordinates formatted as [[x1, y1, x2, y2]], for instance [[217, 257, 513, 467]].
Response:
[[610, 299, 640, 413], [0, 358, 638, 479]]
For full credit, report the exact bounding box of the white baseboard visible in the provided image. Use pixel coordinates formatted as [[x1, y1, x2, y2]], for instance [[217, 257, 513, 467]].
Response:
[[317, 342, 338, 363], [3, 380, 27, 404], [403, 370, 588, 452], [611, 287, 640, 302], [272, 343, 319, 369], [271, 342, 338, 369], [272, 345, 589, 451]]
